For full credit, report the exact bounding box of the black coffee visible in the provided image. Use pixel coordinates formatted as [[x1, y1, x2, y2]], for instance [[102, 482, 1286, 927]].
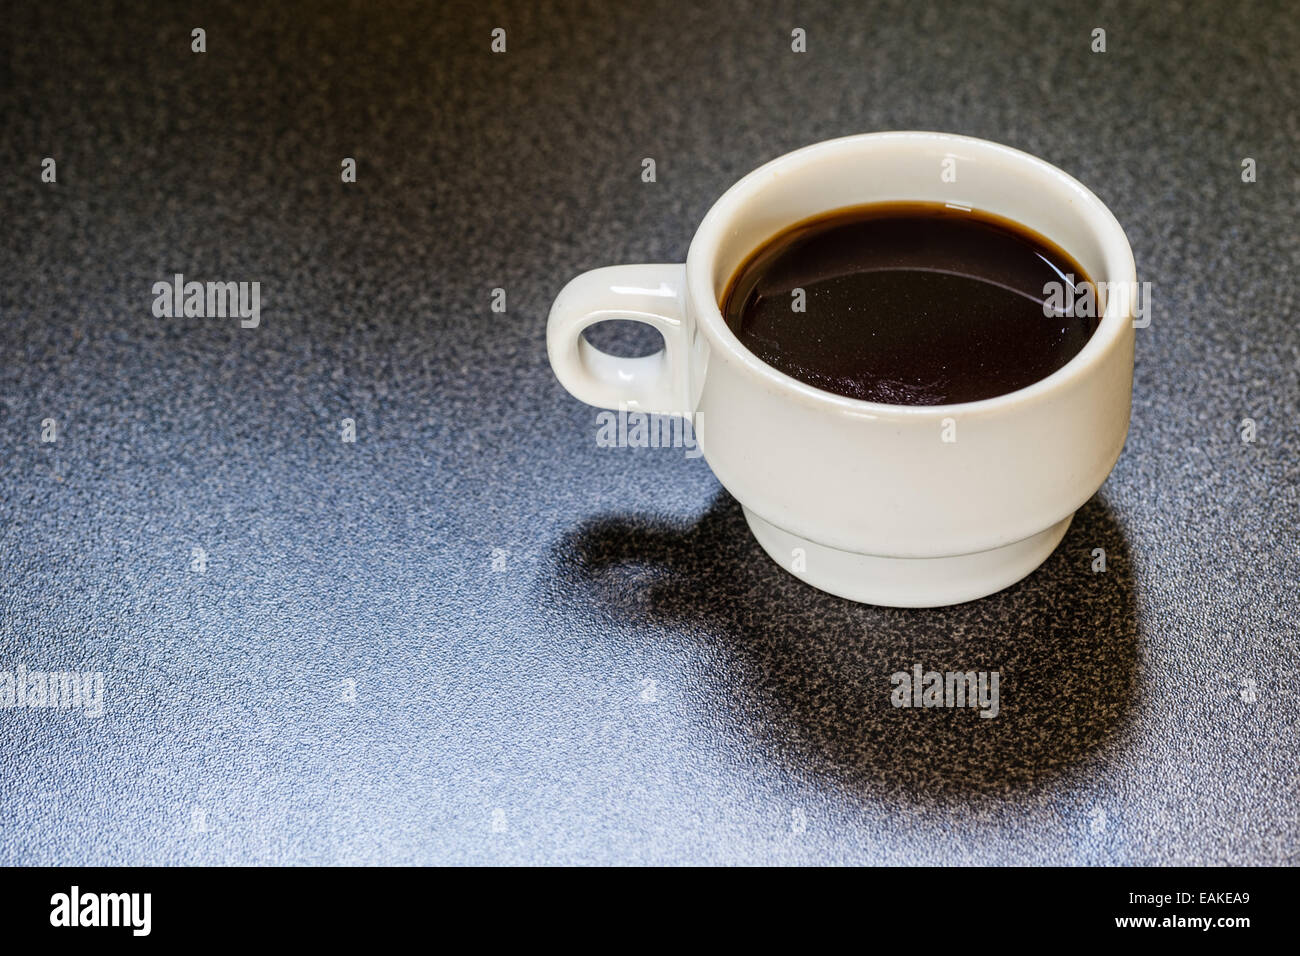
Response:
[[721, 202, 1098, 405]]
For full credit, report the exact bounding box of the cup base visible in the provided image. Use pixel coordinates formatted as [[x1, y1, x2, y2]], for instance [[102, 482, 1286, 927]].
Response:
[[741, 507, 1073, 607]]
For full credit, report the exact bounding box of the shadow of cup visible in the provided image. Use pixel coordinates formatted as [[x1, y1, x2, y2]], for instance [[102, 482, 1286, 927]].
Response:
[[547, 489, 1140, 801]]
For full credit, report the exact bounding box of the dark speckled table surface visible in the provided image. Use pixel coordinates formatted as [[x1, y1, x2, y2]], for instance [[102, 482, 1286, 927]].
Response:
[[1, 0, 1297, 865]]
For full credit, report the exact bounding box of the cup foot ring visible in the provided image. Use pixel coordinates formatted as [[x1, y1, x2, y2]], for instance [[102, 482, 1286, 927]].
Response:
[[741, 507, 1074, 608]]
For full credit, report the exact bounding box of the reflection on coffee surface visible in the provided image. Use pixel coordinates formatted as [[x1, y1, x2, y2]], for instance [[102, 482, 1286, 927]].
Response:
[[721, 202, 1099, 405]]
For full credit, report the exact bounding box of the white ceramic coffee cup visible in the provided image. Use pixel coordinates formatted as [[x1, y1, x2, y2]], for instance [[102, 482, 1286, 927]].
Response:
[[547, 132, 1136, 607]]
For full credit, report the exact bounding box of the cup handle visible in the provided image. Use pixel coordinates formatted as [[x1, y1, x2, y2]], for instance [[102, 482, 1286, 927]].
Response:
[[546, 263, 691, 414]]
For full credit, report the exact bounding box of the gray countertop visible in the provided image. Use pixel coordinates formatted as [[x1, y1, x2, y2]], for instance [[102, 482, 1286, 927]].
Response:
[[1, 0, 1296, 865]]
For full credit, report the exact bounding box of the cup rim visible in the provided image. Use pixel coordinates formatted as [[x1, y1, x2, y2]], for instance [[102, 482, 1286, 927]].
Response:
[[684, 131, 1138, 418]]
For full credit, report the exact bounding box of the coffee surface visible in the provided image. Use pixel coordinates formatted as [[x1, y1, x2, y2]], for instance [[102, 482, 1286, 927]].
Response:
[[721, 202, 1099, 405]]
